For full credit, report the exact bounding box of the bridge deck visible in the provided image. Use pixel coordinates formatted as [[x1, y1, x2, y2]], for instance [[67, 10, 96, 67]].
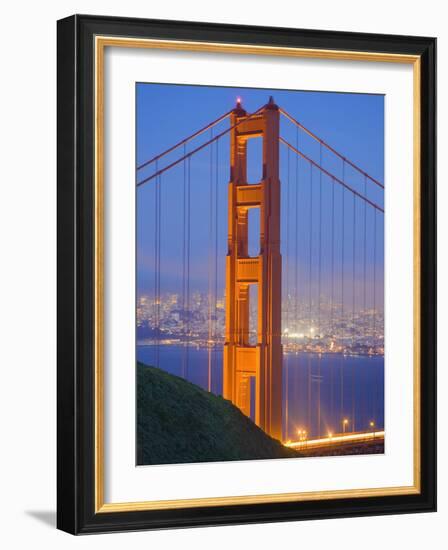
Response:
[[285, 430, 385, 451]]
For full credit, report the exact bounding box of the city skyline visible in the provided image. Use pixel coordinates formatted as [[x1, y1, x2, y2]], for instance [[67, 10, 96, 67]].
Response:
[[137, 290, 384, 355]]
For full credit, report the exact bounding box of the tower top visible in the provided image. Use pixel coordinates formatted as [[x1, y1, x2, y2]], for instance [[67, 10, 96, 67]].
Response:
[[265, 95, 278, 111], [233, 97, 246, 115]]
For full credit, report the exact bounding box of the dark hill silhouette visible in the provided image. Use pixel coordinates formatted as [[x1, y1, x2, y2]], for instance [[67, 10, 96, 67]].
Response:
[[137, 362, 300, 465]]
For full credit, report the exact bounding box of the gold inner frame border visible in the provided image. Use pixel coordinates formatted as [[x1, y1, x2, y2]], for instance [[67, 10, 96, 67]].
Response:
[[94, 35, 421, 513]]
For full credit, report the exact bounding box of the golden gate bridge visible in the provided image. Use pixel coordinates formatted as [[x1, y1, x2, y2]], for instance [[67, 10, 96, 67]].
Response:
[[136, 97, 384, 449]]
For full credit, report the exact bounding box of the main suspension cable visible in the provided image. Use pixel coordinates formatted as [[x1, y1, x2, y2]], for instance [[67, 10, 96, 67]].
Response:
[[279, 108, 384, 190], [137, 109, 232, 171], [137, 104, 267, 188], [279, 138, 384, 213]]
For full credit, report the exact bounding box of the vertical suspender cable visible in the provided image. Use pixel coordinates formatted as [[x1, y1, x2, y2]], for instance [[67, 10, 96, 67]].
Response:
[[352, 193, 356, 343], [318, 145, 322, 336], [294, 128, 300, 436], [373, 209, 377, 351], [286, 147, 290, 337], [331, 177, 335, 327], [363, 175, 368, 421], [308, 163, 313, 434], [330, 175, 335, 428], [157, 170, 162, 368], [214, 137, 219, 393], [340, 160, 346, 429], [154, 159, 160, 367], [317, 143, 322, 438], [182, 145, 187, 378], [154, 160, 158, 367], [363, 176, 367, 335], [372, 210, 378, 418], [294, 126, 299, 339], [352, 192, 356, 432], [373, 209, 378, 425], [186, 156, 191, 379], [208, 128, 213, 392], [285, 146, 291, 439]]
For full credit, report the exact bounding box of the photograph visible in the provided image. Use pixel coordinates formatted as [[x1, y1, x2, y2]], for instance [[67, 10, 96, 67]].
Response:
[[135, 83, 385, 466]]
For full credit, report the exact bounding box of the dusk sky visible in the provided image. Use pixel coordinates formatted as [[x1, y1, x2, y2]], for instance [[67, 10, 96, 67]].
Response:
[[136, 83, 384, 313]]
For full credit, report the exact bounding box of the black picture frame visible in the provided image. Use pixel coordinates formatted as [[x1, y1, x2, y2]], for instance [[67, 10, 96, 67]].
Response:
[[57, 14, 436, 534]]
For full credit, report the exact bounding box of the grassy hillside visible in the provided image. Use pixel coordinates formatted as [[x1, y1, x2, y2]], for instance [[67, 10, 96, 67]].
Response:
[[137, 362, 299, 465]]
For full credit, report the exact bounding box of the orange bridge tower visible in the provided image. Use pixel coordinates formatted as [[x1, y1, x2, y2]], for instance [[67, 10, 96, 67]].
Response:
[[223, 97, 283, 442]]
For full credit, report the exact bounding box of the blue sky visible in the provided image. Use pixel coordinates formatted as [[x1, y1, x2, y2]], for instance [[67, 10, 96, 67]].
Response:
[[136, 83, 384, 311]]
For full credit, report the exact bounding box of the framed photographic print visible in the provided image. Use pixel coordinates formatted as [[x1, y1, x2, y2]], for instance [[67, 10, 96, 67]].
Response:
[[57, 14, 436, 534]]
